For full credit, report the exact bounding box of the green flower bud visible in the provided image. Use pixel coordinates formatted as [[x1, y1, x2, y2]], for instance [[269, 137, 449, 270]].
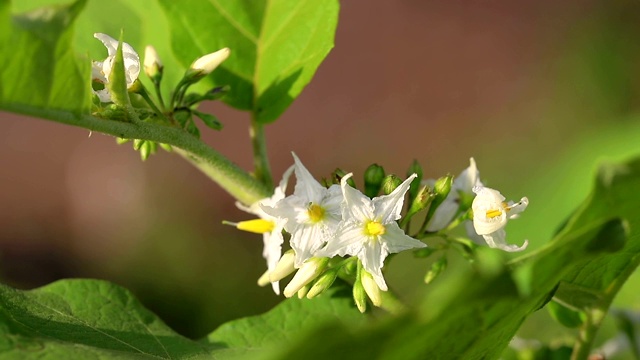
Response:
[[307, 269, 339, 299], [406, 159, 423, 202], [424, 256, 447, 284], [406, 185, 435, 219], [364, 164, 385, 198], [297, 284, 311, 299], [382, 174, 402, 195], [353, 277, 367, 313], [332, 168, 355, 187]]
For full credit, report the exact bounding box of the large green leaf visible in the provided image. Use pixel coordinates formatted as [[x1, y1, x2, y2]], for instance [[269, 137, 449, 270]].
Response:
[[553, 159, 640, 304], [0, 279, 363, 359], [157, 0, 339, 123], [0, 0, 90, 114], [253, 157, 640, 360]]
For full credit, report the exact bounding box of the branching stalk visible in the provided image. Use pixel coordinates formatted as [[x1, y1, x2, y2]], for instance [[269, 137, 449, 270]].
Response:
[[7, 104, 271, 206]]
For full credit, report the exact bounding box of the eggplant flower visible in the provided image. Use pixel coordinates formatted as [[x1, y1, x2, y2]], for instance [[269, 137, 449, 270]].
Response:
[[427, 158, 482, 231], [92, 33, 140, 102], [318, 173, 426, 291], [262, 153, 342, 267], [471, 186, 529, 252]]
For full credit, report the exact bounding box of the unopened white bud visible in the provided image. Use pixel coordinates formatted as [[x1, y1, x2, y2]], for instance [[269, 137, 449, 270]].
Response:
[[143, 45, 163, 79], [191, 48, 230, 75], [269, 251, 296, 283], [283, 258, 328, 298], [361, 270, 382, 307]]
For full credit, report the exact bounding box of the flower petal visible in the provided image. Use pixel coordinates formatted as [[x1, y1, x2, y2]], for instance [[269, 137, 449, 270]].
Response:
[[290, 225, 327, 267], [359, 239, 388, 291], [292, 153, 326, 204], [319, 221, 363, 258], [481, 228, 528, 252], [382, 223, 426, 253], [372, 174, 416, 224], [341, 173, 375, 222]]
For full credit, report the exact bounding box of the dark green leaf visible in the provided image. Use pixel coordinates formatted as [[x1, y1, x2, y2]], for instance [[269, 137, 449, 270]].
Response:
[[0, 279, 364, 359]]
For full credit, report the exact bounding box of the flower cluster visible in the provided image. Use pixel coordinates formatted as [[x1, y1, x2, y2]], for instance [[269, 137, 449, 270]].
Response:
[[90, 33, 231, 160], [230, 154, 530, 311]]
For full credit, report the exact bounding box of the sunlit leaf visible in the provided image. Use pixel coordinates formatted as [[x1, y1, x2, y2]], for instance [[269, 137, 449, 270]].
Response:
[[157, 0, 339, 123]]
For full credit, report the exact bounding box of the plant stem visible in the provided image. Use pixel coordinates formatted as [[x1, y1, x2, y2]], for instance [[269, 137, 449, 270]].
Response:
[[571, 308, 606, 360], [250, 116, 273, 188], [8, 105, 271, 205]]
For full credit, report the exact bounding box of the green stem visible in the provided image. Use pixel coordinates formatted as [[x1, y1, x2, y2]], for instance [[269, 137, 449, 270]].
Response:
[[250, 116, 273, 188], [137, 86, 165, 121], [571, 308, 606, 360], [8, 104, 271, 205]]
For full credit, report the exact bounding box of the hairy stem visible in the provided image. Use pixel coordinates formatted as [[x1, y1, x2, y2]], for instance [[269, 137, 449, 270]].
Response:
[[7, 104, 271, 205], [250, 116, 273, 188]]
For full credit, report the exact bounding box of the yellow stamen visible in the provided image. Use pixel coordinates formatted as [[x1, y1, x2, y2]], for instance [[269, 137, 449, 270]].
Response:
[[236, 219, 275, 234], [364, 220, 386, 236], [485, 209, 503, 219], [307, 204, 326, 223]]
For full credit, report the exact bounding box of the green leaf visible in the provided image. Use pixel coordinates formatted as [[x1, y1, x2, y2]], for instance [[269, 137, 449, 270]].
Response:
[[0, 279, 214, 359], [202, 284, 365, 359], [157, 0, 339, 123], [0, 0, 91, 114], [0, 279, 363, 359]]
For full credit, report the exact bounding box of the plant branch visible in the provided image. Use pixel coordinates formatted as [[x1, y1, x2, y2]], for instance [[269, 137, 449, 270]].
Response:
[[5, 104, 272, 205], [250, 116, 273, 188]]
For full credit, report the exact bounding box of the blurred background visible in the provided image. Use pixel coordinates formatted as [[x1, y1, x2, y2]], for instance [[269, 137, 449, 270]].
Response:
[[2, 0, 640, 353]]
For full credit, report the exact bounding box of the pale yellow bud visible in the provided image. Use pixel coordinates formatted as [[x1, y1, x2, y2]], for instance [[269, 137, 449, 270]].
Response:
[[191, 48, 230, 75], [143, 45, 163, 78]]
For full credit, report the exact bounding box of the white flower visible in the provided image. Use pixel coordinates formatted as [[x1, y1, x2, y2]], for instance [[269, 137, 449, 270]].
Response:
[[92, 33, 140, 102], [190, 48, 230, 75], [262, 153, 342, 267], [234, 165, 294, 294], [471, 186, 529, 252], [427, 158, 482, 231], [318, 173, 427, 291]]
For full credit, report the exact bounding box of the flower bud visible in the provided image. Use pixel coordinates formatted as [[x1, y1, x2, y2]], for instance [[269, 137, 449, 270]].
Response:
[[257, 269, 271, 287], [364, 164, 385, 198], [143, 45, 163, 80], [352, 277, 367, 313], [307, 269, 339, 299], [332, 168, 355, 187], [269, 250, 296, 283], [406, 159, 423, 201], [360, 270, 382, 306], [283, 257, 328, 298], [406, 185, 435, 218], [297, 284, 311, 299], [424, 256, 447, 284], [190, 48, 230, 75], [382, 174, 402, 195]]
